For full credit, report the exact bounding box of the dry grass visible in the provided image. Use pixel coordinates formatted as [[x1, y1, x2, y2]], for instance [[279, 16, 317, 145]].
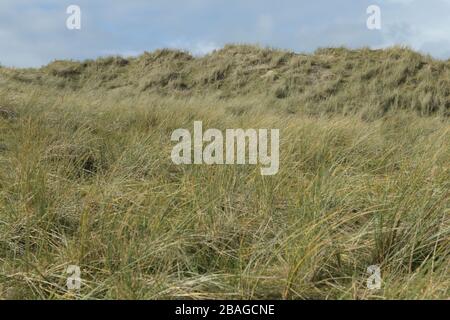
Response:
[[0, 45, 448, 300]]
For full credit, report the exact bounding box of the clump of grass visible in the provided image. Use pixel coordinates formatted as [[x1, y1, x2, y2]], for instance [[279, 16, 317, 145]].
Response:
[[0, 45, 448, 300]]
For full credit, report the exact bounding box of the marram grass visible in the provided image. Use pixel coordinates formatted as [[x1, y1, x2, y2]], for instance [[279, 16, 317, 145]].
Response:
[[0, 45, 448, 300]]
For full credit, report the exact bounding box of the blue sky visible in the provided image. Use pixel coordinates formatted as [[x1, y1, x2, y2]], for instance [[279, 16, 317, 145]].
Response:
[[1, 0, 450, 67]]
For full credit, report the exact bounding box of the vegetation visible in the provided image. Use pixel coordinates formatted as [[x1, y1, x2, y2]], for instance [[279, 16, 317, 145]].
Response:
[[0, 45, 448, 299]]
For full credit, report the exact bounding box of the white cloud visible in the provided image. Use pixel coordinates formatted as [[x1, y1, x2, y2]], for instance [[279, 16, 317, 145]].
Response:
[[166, 40, 220, 56]]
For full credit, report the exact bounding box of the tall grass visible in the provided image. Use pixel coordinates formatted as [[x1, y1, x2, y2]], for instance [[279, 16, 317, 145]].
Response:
[[0, 45, 448, 299]]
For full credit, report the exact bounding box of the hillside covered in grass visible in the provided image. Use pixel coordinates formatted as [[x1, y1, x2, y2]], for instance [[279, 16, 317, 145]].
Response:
[[2, 45, 450, 119], [0, 45, 448, 300]]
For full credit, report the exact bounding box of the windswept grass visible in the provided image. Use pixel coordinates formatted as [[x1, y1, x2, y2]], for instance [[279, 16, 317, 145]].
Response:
[[0, 45, 449, 299]]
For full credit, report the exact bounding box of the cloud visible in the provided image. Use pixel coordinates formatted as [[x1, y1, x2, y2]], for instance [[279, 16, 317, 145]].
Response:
[[166, 40, 220, 56], [377, 0, 450, 57]]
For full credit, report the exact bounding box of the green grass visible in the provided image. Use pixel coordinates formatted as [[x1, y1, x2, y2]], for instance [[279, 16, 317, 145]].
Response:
[[0, 45, 449, 299]]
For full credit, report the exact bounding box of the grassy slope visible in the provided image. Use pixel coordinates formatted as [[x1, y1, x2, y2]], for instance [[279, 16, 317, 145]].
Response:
[[0, 45, 449, 299]]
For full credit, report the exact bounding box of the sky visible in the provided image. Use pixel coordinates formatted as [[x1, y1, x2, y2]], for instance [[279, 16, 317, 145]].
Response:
[[1, 0, 450, 67]]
